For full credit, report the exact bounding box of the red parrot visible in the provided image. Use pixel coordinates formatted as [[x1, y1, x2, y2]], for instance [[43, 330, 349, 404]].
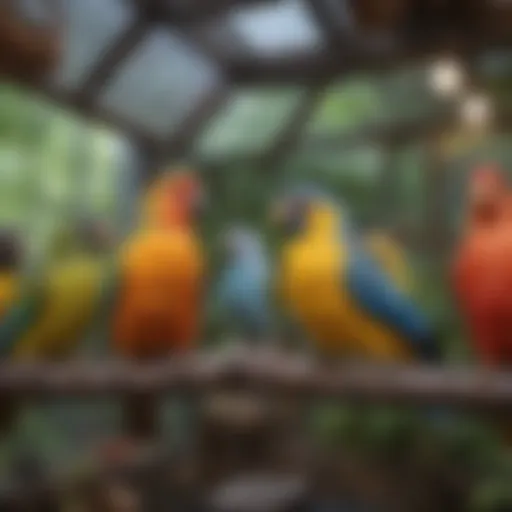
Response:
[[112, 170, 205, 360], [453, 164, 512, 366]]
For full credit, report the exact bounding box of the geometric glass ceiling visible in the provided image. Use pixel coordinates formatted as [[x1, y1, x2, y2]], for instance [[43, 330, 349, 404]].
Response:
[[8, 0, 512, 166]]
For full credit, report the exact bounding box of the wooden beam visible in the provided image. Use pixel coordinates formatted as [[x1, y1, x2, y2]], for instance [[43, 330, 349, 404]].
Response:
[[228, 39, 511, 85], [162, 82, 230, 160], [134, 0, 232, 72], [304, 0, 353, 49], [230, 51, 342, 85], [228, 46, 424, 85], [75, 18, 149, 105], [260, 84, 327, 168], [0, 351, 512, 410], [154, 0, 278, 24]]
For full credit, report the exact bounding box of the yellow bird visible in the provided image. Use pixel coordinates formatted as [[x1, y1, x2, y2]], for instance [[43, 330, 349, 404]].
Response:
[[273, 187, 438, 362], [0, 221, 114, 359]]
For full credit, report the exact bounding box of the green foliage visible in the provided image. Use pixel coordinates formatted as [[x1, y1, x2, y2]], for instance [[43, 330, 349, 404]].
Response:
[[471, 474, 512, 512], [0, 85, 127, 267]]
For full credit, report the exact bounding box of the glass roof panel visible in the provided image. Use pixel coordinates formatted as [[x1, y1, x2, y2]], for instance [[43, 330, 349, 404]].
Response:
[[51, 0, 134, 89], [197, 88, 304, 157], [227, 0, 324, 56], [17, 0, 56, 25], [308, 66, 440, 136], [99, 28, 222, 136]]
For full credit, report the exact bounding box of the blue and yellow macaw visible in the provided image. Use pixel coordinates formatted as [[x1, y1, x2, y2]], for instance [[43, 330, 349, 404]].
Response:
[[214, 226, 273, 343], [272, 186, 439, 362]]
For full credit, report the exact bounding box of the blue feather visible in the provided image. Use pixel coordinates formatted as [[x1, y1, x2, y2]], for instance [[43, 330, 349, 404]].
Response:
[[342, 227, 437, 359], [216, 228, 272, 341]]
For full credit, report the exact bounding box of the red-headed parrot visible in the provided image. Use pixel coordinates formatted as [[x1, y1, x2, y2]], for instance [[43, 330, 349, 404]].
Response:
[[453, 164, 512, 366]]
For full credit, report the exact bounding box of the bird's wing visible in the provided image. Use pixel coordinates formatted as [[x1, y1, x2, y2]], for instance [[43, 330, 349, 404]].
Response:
[[364, 233, 412, 294], [0, 280, 44, 356], [344, 238, 436, 358]]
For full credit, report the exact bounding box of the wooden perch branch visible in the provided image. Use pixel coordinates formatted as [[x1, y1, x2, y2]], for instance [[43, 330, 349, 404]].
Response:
[[0, 350, 511, 410]]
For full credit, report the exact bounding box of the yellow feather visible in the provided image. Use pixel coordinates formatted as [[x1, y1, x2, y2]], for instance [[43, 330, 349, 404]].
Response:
[[14, 257, 106, 359], [278, 204, 413, 362], [0, 273, 19, 318], [364, 231, 412, 294]]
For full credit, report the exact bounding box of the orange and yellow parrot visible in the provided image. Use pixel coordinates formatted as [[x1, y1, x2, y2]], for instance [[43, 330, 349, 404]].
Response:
[[453, 164, 512, 366], [272, 186, 438, 363], [111, 170, 206, 359]]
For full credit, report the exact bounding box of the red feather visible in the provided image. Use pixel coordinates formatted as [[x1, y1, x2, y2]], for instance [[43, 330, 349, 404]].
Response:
[[453, 165, 512, 366]]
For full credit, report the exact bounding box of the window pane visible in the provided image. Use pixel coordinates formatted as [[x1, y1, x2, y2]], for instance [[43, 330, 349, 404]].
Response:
[[0, 85, 127, 262], [17, 0, 55, 25], [309, 79, 383, 135], [52, 0, 134, 89], [99, 29, 221, 136], [198, 88, 304, 157], [308, 66, 440, 136], [228, 0, 324, 56]]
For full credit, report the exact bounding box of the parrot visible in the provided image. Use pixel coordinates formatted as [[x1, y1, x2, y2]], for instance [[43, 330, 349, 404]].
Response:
[[214, 226, 273, 344], [364, 230, 413, 295], [271, 185, 439, 363], [452, 164, 512, 445], [0, 218, 115, 440], [452, 164, 512, 366], [0, 228, 23, 320], [104, 170, 206, 450], [111, 170, 206, 360], [0, 218, 115, 359]]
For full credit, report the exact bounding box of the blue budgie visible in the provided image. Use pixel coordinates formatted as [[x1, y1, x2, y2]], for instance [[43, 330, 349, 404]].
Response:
[[214, 226, 274, 344]]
